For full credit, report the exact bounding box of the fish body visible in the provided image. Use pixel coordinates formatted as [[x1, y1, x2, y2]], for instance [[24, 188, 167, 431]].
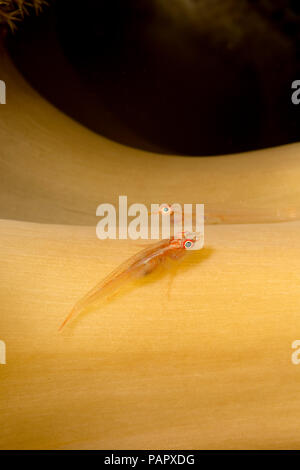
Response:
[[59, 234, 197, 331], [155, 203, 300, 224]]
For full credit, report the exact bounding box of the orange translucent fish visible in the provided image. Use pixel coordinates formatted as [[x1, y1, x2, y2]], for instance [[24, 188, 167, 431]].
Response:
[[155, 203, 300, 224], [59, 233, 200, 331]]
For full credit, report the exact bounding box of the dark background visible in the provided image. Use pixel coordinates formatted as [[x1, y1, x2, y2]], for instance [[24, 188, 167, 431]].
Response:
[[7, 0, 300, 155]]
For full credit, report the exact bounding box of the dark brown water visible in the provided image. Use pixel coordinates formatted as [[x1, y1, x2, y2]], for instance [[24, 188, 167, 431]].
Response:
[[7, 0, 300, 155]]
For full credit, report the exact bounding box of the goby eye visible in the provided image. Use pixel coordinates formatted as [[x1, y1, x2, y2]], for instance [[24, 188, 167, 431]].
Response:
[[184, 239, 193, 249], [160, 204, 171, 214]]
